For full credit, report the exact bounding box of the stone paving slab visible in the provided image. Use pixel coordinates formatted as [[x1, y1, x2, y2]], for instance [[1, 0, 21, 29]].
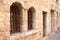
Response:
[[45, 32, 60, 40]]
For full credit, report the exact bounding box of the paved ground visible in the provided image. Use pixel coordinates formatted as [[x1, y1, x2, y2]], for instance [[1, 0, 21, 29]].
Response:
[[45, 32, 60, 40]]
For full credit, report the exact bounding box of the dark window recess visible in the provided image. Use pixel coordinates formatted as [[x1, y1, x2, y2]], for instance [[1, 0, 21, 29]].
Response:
[[51, 10, 55, 32], [43, 11, 47, 37], [10, 2, 22, 34], [28, 7, 35, 30], [56, 0, 59, 3]]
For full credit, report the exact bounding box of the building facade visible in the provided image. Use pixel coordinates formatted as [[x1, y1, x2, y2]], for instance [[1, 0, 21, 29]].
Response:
[[0, 0, 60, 40]]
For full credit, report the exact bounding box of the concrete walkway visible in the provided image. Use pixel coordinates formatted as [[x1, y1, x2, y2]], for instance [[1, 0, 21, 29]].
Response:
[[45, 32, 60, 40]]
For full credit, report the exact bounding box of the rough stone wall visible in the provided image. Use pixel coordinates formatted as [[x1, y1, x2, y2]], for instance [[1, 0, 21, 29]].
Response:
[[0, 0, 60, 40], [0, 0, 10, 40]]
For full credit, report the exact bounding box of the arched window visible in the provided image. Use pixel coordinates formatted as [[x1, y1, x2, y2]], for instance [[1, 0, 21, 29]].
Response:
[[10, 2, 23, 34], [28, 7, 35, 30]]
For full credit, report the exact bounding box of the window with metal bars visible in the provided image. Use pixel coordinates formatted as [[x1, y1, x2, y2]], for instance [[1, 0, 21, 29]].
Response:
[[10, 2, 22, 34], [28, 7, 35, 30]]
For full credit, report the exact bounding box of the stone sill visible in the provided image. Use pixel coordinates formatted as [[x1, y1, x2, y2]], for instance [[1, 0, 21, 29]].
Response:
[[10, 29, 39, 40]]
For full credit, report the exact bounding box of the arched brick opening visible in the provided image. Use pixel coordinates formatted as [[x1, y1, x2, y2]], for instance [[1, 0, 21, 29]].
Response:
[[10, 2, 23, 34], [28, 7, 36, 30]]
